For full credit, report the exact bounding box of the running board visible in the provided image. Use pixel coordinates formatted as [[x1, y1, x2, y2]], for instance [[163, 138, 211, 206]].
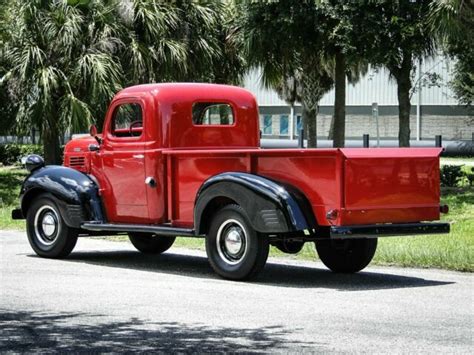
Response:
[[81, 222, 198, 237]]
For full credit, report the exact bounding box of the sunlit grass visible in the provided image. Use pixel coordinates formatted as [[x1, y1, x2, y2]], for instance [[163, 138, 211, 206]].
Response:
[[0, 166, 27, 230]]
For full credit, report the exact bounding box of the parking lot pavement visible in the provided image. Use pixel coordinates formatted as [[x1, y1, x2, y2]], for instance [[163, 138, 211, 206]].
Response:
[[1, 230, 472, 353]]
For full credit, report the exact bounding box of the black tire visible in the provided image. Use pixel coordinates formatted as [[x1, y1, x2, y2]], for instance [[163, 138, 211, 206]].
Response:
[[128, 233, 175, 254], [26, 194, 78, 258], [315, 238, 377, 273], [205, 204, 269, 280]]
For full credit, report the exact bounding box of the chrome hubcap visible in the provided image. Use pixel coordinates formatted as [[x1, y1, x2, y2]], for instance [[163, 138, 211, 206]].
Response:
[[34, 205, 60, 246], [42, 213, 56, 237], [216, 219, 248, 265]]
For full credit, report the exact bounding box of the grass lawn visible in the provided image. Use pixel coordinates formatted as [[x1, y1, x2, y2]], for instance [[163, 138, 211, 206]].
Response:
[[0, 166, 26, 230], [1, 164, 472, 272], [440, 157, 474, 167]]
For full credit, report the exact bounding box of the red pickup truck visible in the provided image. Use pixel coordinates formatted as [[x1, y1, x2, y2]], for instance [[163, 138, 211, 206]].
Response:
[[13, 83, 449, 280]]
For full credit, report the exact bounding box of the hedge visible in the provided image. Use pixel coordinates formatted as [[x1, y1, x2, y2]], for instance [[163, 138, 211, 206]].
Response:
[[0, 144, 44, 166]]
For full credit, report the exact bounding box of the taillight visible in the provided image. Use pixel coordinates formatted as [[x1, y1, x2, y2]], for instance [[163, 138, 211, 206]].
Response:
[[440, 205, 449, 214]]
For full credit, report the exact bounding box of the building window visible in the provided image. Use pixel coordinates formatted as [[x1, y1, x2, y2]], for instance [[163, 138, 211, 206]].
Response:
[[295, 115, 302, 135], [263, 115, 272, 135], [280, 115, 289, 135]]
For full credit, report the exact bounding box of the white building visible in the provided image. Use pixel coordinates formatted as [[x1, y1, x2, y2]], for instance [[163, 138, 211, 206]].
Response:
[[243, 56, 473, 141]]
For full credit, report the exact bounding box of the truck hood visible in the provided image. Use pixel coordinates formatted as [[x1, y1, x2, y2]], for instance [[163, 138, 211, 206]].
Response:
[[64, 134, 101, 154]]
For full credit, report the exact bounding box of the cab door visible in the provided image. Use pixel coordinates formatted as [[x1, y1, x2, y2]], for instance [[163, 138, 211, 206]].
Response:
[[100, 100, 148, 223]]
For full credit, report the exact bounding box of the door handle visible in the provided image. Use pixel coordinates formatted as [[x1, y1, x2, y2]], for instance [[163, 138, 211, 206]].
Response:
[[133, 154, 144, 159], [145, 177, 157, 188]]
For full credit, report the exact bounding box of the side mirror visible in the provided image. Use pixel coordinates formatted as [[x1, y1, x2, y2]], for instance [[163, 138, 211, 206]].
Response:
[[89, 124, 102, 145], [88, 144, 100, 152], [89, 124, 97, 137]]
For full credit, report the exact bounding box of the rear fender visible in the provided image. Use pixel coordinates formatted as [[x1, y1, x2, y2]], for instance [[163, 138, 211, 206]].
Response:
[[20, 165, 105, 228], [194, 172, 313, 235]]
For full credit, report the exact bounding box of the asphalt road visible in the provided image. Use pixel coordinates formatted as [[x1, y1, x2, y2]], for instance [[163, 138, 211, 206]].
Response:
[[1, 230, 472, 353]]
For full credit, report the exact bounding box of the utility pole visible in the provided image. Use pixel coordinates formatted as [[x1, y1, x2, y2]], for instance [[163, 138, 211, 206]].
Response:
[[416, 57, 422, 141], [372, 102, 380, 147]]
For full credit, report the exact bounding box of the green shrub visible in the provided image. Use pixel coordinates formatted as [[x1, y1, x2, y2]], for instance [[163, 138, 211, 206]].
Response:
[[0, 144, 43, 166], [440, 165, 464, 187], [467, 167, 474, 187]]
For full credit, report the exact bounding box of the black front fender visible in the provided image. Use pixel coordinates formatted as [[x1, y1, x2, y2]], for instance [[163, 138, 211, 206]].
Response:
[[19, 165, 104, 227], [194, 172, 313, 235]]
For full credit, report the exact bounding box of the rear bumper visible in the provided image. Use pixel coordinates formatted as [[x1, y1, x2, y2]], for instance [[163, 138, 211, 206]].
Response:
[[330, 222, 450, 239]]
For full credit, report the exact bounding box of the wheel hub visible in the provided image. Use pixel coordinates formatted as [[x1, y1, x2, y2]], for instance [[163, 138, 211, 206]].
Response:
[[224, 228, 243, 256], [216, 219, 248, 265], [42, 213, 57, 237], [34, 206, 60, 246]]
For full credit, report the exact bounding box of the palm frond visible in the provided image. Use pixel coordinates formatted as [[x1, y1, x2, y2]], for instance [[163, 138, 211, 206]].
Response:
[[60, 93, 93, 133]]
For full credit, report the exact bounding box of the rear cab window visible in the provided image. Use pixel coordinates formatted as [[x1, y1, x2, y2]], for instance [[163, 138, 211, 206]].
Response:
[[192, 102, 235, 126]]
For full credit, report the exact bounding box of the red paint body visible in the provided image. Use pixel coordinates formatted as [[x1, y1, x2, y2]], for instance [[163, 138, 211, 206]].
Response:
[[63, 84, 442, 228]]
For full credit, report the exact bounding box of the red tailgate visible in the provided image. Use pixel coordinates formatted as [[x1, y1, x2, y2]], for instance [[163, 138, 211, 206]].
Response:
[[339, 148, 442, 225]]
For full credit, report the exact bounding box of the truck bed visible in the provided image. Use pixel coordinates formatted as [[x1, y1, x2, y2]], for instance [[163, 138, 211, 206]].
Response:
[[163, 147, 442, 228]]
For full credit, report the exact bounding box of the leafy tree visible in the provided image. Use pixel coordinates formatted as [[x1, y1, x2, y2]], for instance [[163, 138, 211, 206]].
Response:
[[430, 0, 474, 106], [0, 0, 16, 135], [2, 0, 243, 164], [3, 0, 123, 163], [355, 0, 436, 147], [211, 0, 247, 86], [122, 0, 245, 86], [318, 1, 370, 147], [242, 0, 333, 147]]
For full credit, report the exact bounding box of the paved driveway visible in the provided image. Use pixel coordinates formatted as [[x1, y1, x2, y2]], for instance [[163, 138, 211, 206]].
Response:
[[1, 230, 472, 353]]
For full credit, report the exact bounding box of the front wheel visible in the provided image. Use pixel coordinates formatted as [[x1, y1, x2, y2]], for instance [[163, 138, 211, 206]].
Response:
[[128, 233, 175, 254], [26, 194, 78, 258], [206, 204, 269, 280], [315, 238, 377, 273]]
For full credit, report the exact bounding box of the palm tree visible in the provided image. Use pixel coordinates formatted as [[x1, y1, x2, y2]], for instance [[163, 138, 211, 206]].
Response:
[[3, 0, 238, 163], [354, 0, 437, 147], [429, 0, 474, 106], [211, 0, 247, 86], [3, 0, 124, 164], [242, 1, 333, 147], [327, 60, 368, 141]]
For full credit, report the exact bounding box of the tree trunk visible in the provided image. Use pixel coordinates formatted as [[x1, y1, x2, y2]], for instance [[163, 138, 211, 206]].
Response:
[[42, 120, 61, 165], [396, 54, 413, 147], [328, 115, 335, 140], [333, 51, 346, 148], [301, 66, 322, 148], [302, 103, 317, 148], [303, 104, 309, 142]]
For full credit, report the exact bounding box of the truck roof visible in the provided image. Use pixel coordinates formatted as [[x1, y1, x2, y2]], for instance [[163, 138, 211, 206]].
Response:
[[112, 83, 261, 149], [116, 83, 256, 101]]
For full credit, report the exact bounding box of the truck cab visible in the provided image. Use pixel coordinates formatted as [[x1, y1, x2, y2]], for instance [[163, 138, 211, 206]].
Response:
[[13, 83, 450, 280]]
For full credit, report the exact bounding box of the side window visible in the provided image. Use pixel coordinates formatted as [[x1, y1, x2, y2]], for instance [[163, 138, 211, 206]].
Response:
[[111, 103, 143, 137], [192, 102, 234, 125]]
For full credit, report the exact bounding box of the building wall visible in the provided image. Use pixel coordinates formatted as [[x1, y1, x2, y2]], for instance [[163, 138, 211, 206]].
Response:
[[244, 56, 459, 106], [245, 55, 473, 141], [258, 106, 473, 140]]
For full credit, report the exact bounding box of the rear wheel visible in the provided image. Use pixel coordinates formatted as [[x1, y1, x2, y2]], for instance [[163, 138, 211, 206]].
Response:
[[315, 238, 377, 273], [128, 233, 175, 254], [26, 194, 78, 258], [206, 204, 269, 280]]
